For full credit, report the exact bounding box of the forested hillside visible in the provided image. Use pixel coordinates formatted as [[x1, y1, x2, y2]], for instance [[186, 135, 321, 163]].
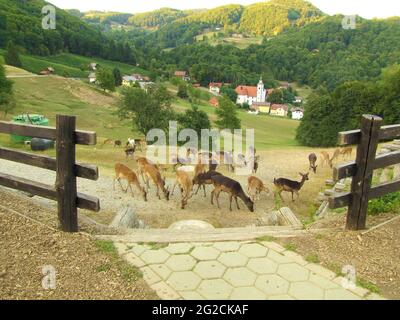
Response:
[[0, 0, 139, 64]]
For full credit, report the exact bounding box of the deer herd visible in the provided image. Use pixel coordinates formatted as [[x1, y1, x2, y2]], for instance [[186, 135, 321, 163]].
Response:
[[109, 138, 353, 213]]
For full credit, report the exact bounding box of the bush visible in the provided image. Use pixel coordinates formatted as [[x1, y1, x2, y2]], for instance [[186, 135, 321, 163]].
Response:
[[368, 192, 400, 215]]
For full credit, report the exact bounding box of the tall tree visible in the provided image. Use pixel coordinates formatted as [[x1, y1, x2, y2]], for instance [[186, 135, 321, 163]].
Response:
[[215, 97, 241, 130], [4, 41, 22, 68], [0, 63, 15, 117], [113, 68, 122, 87], [96, 68, 116, 92], [179, 105, 211, 136]]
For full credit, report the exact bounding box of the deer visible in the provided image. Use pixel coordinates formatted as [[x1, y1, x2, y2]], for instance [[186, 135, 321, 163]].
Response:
[[193, 170, 222, 197], [308, 153, 318, 173], [125, 145, 136, 160], [171, 169, 193, 209], [136, 157, 159, 187], [340, 147, 353, 159], [210, 175, 254, 212], [247, 176, 270, 202], [320, 151, 332, 168], [274, 172, 309, 202], [113, 163, 147, 201], [331, 148, 341, 165], [142, 163, 170, 201]]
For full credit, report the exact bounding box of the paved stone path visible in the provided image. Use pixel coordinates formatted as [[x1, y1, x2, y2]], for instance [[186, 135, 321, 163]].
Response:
[[114, 240, 385, 300]]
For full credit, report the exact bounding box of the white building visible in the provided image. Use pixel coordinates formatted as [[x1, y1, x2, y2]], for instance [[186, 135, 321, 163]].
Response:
[[235, 78, 267, 106], [291, 107, 304, 120]]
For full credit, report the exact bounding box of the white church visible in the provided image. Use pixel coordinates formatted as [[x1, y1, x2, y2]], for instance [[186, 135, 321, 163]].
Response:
[[235, 78, 268, 106]]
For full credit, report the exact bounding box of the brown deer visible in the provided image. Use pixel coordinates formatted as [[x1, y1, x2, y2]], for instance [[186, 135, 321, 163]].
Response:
[[193, 171, 222, 197], [171, 170, 193, 209], [142, 163, 170, 200], [320, 151, 332, 168], [340, 147, 353, 159], [210, 175, 254, 212], [331, 148, 341, 164], [247, 176, 270, 202], [113, 163, 147, 201], [274, 172, 309, 202], [194, 163, 207, 178], [308, 153, 318, 173], [136, 157, 159, 187]]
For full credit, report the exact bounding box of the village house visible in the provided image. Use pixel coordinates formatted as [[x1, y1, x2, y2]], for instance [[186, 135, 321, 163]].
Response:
[[235, 78, 267, 106], [174, 71, 190, 81], [251, 102, 271, 114], [209, 97, 219, 107], [209, 82, 223, 94], [39, 67, 54, 76], [89, 62, 98, 71], [270, 104, 289, 117], [88, 72, 96, 83], [122, 75, 137, 86], [291, 107, 304, 120], [294, 96, 302, 104]]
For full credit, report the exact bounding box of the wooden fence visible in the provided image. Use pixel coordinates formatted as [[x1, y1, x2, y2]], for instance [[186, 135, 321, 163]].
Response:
[[0, 115, 100, 232], [329, 115, 400, 230]]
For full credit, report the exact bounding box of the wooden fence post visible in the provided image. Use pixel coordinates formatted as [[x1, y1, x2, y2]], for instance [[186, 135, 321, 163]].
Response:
[[55, 115, 78, 232], [346, 115, 382, 230]]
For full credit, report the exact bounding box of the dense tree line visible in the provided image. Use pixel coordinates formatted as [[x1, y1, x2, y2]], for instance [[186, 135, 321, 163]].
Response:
[[0, 62, 15, 117], [296, 65, 400, 147]]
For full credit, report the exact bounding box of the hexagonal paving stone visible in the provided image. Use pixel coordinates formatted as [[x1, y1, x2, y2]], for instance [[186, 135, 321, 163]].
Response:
[[218, 252, 248, 267], [180, 291, 204, 300], [239, 243, 268, 258], [289, 282, 325, 300], [324, 288, 361, 300], [197, 279, 233, 300], [230, 287, 266, 300], [255, 275, 290, 296], [150, 264, 172, 280], [277, 263, 310, 282], [268, 294, 295, 300], [129, 245, 147, 257], [167, 271, 202, 291], [247, 257, 278, 275], [309, 273, 339, 290], [165, 243, 193, 254], [213, 242, 241, 252], [191, 246, 220, 261], [165, 254, 196, 272], [267, 250, 294, 264], [140, 249, 170, 264], [194, 261, 226, 279], [223, 267, 257, 287]]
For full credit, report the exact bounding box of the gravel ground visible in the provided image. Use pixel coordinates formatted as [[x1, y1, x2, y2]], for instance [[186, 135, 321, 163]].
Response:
[[0, 189, 158, 300], [0, 148, 333, 228]]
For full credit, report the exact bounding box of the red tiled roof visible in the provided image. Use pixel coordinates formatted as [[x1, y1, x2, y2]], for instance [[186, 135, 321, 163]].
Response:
[[235, 85, 257, 97], [209, 97, 219, 107], [209, 82, 223, 88], [271, 104, 289, 111], [174, 71, 187, 77]]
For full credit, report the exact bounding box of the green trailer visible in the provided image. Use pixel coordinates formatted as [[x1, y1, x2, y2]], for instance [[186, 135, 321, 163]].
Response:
[[10, 114, 49, 143]]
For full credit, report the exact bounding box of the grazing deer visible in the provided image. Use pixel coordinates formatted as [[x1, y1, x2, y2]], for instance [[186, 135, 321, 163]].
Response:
[[331, 148, 341, 164], [136, 157, 158, 186], [211, 175, 254, 212], [320, 151, 332, 168], [247, 176, 270, 201], [125, 146, 136, 160], [171, 170, 193, 209], [340, 147, 353, 159], [142, 163, 170, 200], [193, 170, 222, 197], [113, 163, 147, 201], [134, 139, 147, 152], [308, 153, 318, 173], [194, 163, 207, 178], [274, 172, 309, 202]]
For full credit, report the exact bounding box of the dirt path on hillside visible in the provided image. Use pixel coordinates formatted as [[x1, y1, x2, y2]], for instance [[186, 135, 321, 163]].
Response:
[[0, 148, 335, 228]]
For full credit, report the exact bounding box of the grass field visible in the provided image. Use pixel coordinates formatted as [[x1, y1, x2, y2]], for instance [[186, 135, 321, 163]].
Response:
[[0, 50, 147, 78], [195, 32, 264, 49]]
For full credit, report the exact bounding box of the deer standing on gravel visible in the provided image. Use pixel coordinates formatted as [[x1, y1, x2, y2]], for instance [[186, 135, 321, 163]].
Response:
[[274, 172, 309, 202], [193, 171, 222, 197], [247, 176, 270, 202], [142, 163, 170, 201], [113, 163, 147, 201], [171, 170, 193, 209], [136, 157, 158, 186], [308, 153, 318, 173], [211, 175, 254, 212]]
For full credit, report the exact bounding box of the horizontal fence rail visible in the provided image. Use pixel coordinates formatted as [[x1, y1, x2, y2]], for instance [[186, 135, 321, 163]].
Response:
[[0, 115, 100, 232], [329, 115, 400, 230]]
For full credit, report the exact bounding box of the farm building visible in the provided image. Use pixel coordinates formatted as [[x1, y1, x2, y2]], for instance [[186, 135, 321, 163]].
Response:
[[251, 102, 271, 114], [122, 75, 138, 86], [88, 72, 96, 83], [270, 104, 289, 117], [39, 67, 54, 75], [174, 71, 190, 81], [209, 97, 219, 107], [89, 62, 98, 71], [209, 82, 223, 94], [291, 107, 304, 120], [235, 78, 267, 106]]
